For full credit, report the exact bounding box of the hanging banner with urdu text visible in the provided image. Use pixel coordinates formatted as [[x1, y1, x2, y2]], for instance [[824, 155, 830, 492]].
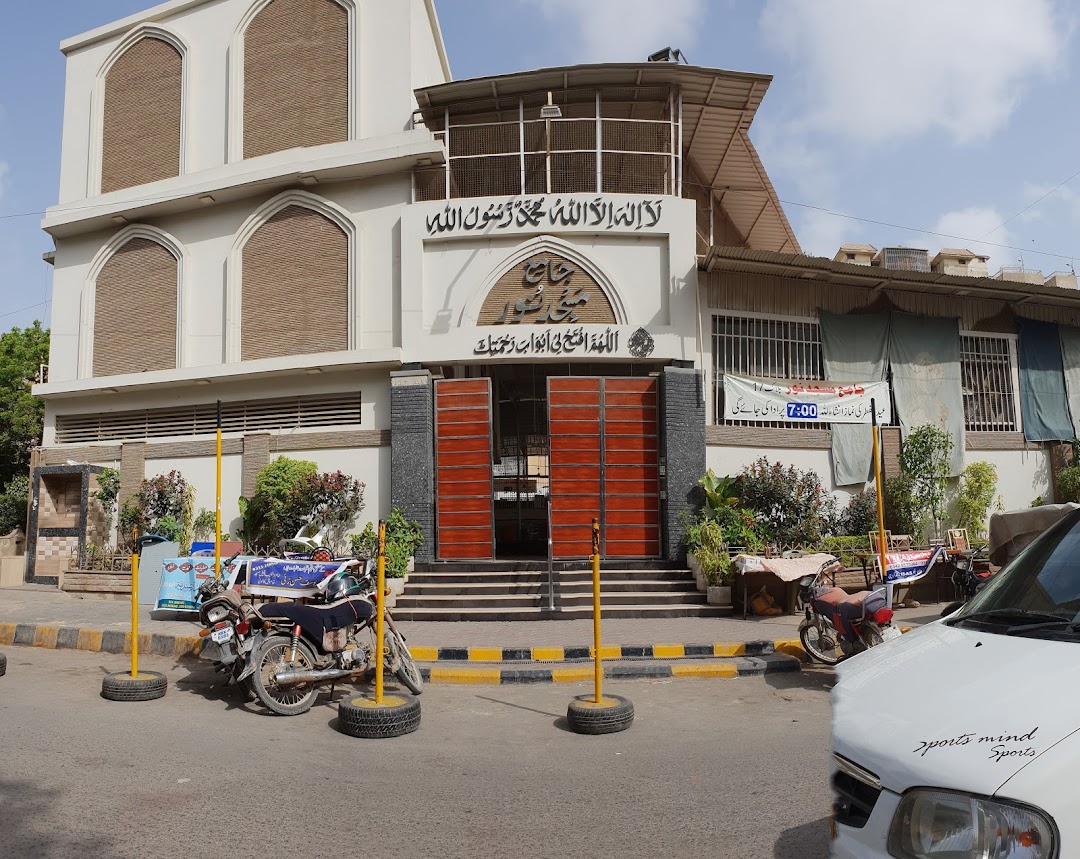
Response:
[[721, 375, 892, 424], [881, 546, 947, 585]]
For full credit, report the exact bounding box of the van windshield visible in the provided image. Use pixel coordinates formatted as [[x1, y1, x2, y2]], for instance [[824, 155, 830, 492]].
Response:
[[950, 509, 1080, 639]]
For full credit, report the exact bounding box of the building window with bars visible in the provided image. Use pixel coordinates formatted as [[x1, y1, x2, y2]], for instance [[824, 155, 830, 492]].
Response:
[[961, 334, 1019, 433], [712, 313, 826, 428]]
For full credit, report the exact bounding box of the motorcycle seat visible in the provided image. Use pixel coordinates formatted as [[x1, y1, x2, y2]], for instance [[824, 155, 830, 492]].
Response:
[[814, 587, 866, 609], [256, 598, 373, 646]]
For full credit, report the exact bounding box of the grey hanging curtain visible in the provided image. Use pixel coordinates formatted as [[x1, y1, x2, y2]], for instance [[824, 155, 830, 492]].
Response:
[[889, 312, 965, 477], [1060, 324, 1080, 439], [819, 310, 891, 486], [1019, 318, 1074, 441]]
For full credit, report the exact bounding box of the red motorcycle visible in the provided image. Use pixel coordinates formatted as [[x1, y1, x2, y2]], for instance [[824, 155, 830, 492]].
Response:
[[797, 559, 901, 665]]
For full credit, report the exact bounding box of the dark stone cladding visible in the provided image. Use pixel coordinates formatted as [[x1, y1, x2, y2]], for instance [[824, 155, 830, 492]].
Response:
[[390, 370, 435, 563], [660, 367, 706, 563]]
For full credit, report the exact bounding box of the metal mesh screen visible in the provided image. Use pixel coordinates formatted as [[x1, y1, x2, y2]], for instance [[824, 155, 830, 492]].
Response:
[[713, 314, 827, 429], [961, 334, 1018, 432], [602, 153, 670, 195]]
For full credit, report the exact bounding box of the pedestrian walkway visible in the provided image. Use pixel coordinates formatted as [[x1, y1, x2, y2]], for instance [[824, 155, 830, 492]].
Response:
[[0, 585, 938, 681]]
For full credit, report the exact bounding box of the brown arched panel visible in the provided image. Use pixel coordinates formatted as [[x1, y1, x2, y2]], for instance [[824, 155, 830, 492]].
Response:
[[101, 37, 182, 193], [94, 238, 178, 376], [241, 205, 349, 360], [243, 0, 349, 159]]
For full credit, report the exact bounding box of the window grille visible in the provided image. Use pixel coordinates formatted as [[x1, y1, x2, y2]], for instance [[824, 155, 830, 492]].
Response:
[[55, 393, 361, 444], [961, 334, 1018, 433], [712, 314, 827, 429]]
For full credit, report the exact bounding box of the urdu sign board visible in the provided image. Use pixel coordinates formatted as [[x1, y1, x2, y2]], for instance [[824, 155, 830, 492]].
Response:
[[425, 196, 666, 236], [722, 374, 892, 424]]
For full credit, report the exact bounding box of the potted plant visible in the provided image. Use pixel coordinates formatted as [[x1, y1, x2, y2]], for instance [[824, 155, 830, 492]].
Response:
[[350, 509, 424, 603]]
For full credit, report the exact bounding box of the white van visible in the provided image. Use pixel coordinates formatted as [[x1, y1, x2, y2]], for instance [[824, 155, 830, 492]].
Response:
[[830, 509, 1080, 858]]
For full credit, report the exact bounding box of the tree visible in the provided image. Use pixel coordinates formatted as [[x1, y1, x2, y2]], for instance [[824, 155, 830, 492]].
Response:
[[899, 424, 954, 540], [0, 322, 50, 488]]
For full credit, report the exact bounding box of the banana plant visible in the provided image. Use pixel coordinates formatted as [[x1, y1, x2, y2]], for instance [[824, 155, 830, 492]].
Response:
[[698, 469, 740, 519]]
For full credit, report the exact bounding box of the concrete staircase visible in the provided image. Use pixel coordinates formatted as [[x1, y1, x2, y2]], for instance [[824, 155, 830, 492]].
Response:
[[392, 562, 733, 621]]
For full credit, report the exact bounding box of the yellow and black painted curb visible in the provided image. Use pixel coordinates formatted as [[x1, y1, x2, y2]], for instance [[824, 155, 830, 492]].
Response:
[[419, 653, 803, 685], [408, 639, 814, 663], [0, 622, 203, 660]]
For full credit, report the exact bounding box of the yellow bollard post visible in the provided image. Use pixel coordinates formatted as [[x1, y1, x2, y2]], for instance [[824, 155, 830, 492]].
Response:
[[214, 399, 222, 593], [130, 529, 139, 678], [375, 519, 386, 705], [592, 517, 602, 704], [565, 517, 633, 734], [871, 399, 890, 605]]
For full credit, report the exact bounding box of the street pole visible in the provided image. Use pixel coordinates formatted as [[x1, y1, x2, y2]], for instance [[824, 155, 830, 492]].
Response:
[[871, 398, 891, 607], [214, 399, 222, 586], [376, 519, 386, 705], [592, 518, 602, 704], [130, 528, 139, 678]]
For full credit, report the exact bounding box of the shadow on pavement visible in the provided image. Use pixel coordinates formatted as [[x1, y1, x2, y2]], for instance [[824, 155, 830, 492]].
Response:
[[0, 779, 117, 859], [764, 665, 834, 694], [474, 694, 563, 720], [775, 816, 830, 858]]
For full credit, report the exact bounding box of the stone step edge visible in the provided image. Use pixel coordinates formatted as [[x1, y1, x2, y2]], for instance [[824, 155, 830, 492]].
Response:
[[420, 653, 802, 684], [409, 640, 805, 662]]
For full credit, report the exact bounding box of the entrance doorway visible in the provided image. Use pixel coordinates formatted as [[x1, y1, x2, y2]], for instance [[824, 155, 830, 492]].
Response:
[[433, 364, 663, 561]]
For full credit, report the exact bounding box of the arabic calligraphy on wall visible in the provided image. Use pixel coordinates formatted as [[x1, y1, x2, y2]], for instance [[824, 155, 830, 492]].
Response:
[[478, 253, 618, 326], [473, 326, 621, 358], [426, 197, 664, 235]]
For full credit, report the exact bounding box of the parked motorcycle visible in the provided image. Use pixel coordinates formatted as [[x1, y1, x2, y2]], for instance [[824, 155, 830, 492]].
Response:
[[239, 559, 423, 716], [939, 544, 991, 617], [196, 552, 259, 700], [797, 558, 901, 665]]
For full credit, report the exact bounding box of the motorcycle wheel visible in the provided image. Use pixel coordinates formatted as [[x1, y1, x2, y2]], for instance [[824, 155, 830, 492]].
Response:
[[799, 620, 844, 665], [251, 635, 319, 716], [862, 625, 884, 648], [388, 628, 423, 695]]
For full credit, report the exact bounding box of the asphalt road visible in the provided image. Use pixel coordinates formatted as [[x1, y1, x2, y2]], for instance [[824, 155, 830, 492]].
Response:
[[0, 647, 834, 859]]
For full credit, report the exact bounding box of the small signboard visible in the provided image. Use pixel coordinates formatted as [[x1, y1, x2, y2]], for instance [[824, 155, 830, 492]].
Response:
[[881, 546, 947, 585], [155, 555, 253, 612], [244, 558, 344, 599]]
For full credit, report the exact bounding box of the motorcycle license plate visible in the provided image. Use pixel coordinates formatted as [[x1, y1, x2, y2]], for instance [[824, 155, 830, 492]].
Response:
[[881, 625, 902, 641], [211, 626, 234, 644]]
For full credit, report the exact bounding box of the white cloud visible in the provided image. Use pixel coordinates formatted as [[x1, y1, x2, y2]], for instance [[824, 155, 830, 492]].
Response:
[[0, 162, 8, 202], [932, 206, 1012, 269], [528, 0, 705, 63], [796, 208, 860, 258], [760, 0, 1067, 145]]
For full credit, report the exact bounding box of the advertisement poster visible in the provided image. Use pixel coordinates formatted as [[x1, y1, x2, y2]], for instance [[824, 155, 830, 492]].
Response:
[[155, 555, 253, 612], [722, 375, 891, 424], [245, 558, 344, 598], [882, 546, 947, 585]]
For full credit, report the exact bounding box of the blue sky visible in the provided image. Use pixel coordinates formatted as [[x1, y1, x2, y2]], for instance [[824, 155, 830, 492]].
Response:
[[1, 0, 1077, 332]]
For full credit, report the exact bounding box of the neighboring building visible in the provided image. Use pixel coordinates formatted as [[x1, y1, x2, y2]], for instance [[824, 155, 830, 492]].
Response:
[[32, 0, 1080, 586]]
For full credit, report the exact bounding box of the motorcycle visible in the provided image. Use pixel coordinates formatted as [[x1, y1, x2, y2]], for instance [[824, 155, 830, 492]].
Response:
[[797, 558, 901, 665], [239, 559, 423, 716], [939, 544, 991, 617], [196, 552, 259, 700]]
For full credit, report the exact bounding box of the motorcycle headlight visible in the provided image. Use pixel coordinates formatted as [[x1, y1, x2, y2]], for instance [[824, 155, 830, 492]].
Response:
[[888, 789, 1057, 858], [206, 606, 228, 624]]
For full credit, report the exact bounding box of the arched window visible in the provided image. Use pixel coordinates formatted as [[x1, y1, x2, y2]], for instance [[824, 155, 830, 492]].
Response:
[[92, 236, 180, 377], [242, 0, 349, 159], [101, 36, 183, 193], [240, 204, 349, 360]]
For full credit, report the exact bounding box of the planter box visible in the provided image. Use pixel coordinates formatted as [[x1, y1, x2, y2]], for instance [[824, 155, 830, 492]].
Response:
[[707, 585, 732, 606]]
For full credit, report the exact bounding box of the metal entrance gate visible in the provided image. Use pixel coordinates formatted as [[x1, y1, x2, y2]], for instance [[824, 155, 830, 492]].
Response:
[[548, 377, 661, 559], [434, 379, 495, 560]]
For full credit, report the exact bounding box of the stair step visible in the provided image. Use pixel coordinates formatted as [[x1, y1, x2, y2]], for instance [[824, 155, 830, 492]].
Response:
[[415, 560, 683, 573], [394, 591, 708, 610], [392, 605, 733, 622], [406, 570, 693, 585], [405, 580, 698, 596]]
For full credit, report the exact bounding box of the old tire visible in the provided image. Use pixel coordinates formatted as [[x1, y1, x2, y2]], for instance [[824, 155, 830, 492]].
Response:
[[567, 694, 634, 735], [336, 694, 420, 739], [101, 671, 167, 702], [0, 651, 6, 676]]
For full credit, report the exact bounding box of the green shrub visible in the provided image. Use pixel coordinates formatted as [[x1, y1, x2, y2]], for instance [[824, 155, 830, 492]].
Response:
[[238, 456, 318, 550], [349, 509, 424, 578], [1056, 466, 1080, 504], [899, 424, 954, 539], [0, 475, 29, 535], [955, 461, 998, 536], [737, 457, 828, 547], [884, 474, 924, 540], [693, 518, 734, 585], [843, 489, 878, 537], [821, 535, 871, 569]]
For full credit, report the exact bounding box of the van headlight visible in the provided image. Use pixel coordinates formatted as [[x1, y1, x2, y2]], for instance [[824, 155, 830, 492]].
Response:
[[888, 789, 1056, 858]]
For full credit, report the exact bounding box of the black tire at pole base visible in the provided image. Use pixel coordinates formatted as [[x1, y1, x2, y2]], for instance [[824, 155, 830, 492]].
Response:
[[101, 671, 167, 702], [336, 694, 420, 739], [566, 694, 634, 735], [0, 651, 6, 676]]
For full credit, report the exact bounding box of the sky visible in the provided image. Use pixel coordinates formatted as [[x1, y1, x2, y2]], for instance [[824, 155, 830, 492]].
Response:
[[0, 0, 1078, 333]]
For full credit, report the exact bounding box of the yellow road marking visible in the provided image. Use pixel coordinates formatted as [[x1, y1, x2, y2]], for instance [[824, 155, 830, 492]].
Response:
[[428, 668, 502, 685], [468, 647, 503, 662], [32, 626, 58, 648], [653, 644, 685, 659], [713, 643, 745, 657], [552, 667, 594, 683], [410, 646, 438, 662], [77, 629, 103, 652], [531, 646, 564, 662], [672, 663, 738, 678], [590, 646, 621, 660], [0, 623, 15, 645]]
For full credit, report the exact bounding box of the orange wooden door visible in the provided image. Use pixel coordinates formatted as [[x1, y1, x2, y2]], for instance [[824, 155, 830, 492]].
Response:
[[435, 379, 494, 560], [548, 377, 661, 559]]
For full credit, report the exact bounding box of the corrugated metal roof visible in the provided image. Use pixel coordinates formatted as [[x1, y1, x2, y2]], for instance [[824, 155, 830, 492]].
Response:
[[414, 63, 800, 254], [703, 245, 1080, 310]]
